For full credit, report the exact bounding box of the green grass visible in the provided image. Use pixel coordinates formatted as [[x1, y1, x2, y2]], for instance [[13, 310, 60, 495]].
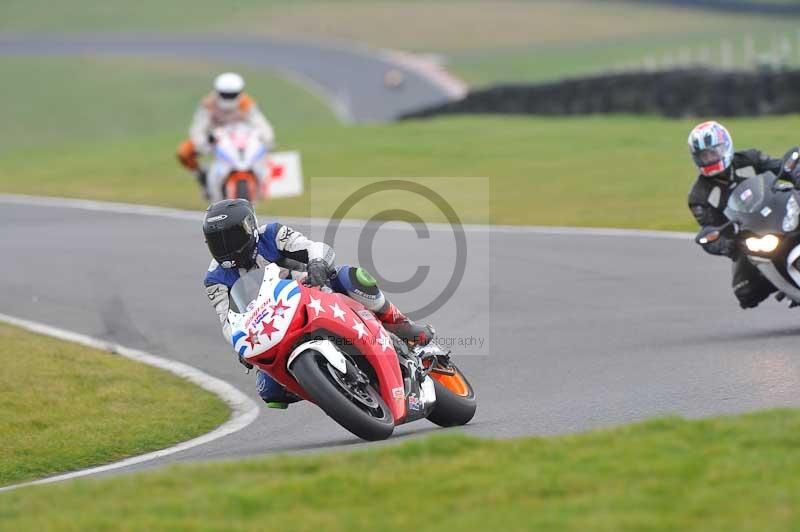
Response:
[[285, 114, 800, 229], [0, 56, 337, 155], [0, 323, 229, 486], [2, 409, 799, 530], [0, 0, 712, 41], [0, 0, 282, 33]]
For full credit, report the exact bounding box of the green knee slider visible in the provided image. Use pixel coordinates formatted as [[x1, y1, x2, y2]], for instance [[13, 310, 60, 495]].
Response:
[[355, 267, 378, 288]]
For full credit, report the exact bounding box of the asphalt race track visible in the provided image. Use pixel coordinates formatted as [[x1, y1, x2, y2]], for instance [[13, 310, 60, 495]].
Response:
[[0, 33, 459, 123], [5, 197, 800, 478]]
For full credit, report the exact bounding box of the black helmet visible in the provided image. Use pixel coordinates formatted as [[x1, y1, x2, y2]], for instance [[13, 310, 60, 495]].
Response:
[[203, 199, 259, 269]]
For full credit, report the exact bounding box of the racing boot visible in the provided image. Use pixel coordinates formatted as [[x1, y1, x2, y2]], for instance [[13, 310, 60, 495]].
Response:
[[256, 369, 300, 409], [375, 301, 435, 347]]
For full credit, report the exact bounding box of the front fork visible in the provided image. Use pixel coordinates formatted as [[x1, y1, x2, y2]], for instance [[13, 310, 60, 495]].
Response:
[[395, 339, 450, 422]]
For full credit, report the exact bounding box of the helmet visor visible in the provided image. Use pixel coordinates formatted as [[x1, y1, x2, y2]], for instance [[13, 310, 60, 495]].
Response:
[[217, 91, 241, 100], [692, 146, 725, 168], [206, 225, 253, 264]]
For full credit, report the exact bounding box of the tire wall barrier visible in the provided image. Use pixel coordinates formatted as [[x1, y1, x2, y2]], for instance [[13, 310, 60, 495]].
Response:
[[629, 1, 800, 15], [401, 69, 800, 120]]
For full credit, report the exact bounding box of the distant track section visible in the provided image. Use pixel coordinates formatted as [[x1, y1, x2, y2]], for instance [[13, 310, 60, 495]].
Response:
[[0, 33, 464, 123]]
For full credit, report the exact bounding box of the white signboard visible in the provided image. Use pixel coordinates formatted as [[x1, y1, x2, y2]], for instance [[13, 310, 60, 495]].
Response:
[[261, 151, 303, 199]]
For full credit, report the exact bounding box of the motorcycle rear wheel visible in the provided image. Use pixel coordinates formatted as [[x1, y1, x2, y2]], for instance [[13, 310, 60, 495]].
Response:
[[292, 350, 395, 441], [426, 363, 477, 427]]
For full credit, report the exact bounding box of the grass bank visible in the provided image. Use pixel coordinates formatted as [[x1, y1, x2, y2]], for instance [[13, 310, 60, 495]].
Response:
[[0, 322, 229, 486], [1, 409, 798, 530]]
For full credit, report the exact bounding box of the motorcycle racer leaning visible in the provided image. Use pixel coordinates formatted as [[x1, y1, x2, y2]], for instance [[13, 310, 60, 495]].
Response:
[[203, 199, 435, 409], [687, 120, 784, 309], [177, 72, 275, 199]]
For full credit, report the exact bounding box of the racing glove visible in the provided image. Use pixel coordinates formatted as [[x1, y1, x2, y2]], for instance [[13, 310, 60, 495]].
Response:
[[699, 235, 737, 258], [303, 258, 331, 287]]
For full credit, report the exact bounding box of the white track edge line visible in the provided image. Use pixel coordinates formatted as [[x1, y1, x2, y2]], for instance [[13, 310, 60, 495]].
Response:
[[0, 312, 260, 493], [0, 194, 694, 240]]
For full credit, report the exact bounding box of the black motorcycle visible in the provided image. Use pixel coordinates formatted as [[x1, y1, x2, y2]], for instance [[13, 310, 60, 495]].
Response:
[[697, 147, 800, 304]]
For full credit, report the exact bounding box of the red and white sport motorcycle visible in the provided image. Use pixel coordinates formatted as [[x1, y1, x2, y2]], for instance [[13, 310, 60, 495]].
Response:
[[228, 264, 477, 440]]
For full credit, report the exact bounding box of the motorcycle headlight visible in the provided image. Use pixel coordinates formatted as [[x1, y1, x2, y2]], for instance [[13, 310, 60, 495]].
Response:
[[783, 195, 800, 232], [745, 234, 780, 253]]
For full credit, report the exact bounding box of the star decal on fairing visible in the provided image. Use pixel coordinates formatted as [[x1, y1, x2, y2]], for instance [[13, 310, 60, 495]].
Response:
[[377, 330, 392, 351], [260, 318, 279, 340], [270, 299, 290, 318], [329, 302, 346, 321], [351, 319, 367, 340], [245, 328, 261, 349], [308, 296, 325, 316]]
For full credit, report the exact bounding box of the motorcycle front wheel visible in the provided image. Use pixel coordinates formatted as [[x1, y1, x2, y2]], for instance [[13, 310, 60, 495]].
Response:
[[235, 179, 251, 201], [292, 350, 395, 441]]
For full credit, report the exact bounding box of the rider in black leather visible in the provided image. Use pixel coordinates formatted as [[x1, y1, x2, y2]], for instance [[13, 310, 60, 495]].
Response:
[[687, 121, 782, 309]]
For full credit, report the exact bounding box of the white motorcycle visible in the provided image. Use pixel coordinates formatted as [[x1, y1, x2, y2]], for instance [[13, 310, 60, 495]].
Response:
[[206, 124, 269, 203]]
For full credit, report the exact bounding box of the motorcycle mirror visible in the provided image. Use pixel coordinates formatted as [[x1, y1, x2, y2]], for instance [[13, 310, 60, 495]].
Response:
[[780, 146, 800, 179], [695, 220, 734, 245], [696, 229, 720, 245]]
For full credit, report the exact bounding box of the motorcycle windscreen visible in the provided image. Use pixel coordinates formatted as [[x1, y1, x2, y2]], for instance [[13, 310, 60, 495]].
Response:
[[229, 268, 266, 313], [727, 176, 767, 215]]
